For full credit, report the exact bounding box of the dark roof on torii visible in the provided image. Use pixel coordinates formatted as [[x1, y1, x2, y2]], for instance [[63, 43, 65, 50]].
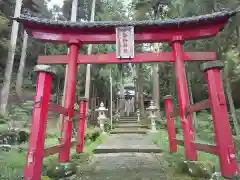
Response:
[[14, 9, 239, 34]]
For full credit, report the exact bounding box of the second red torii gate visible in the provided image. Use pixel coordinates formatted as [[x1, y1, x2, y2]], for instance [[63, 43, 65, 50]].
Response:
[[38, 52, 216, 64]]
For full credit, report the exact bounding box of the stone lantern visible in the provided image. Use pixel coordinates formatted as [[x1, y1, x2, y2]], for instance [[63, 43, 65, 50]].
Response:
[[96, 102, 108, 132], [146, 100, 159, 133], [136, 109, 140, 122]]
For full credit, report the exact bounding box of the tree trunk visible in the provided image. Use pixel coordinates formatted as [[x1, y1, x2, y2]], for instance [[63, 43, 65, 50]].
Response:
[[236, 27, 240, 47], [152, 63, 160, 116], [16, 30, 28, 97], [224, 63, 240, 136], [152, 43, 160, 117], [84, 0, 96, 110], [110, 69, 113, 129], [119, 71, 125, 116], [138, 64, 145, 115], [186, 70, 197, 135], [170, 66, 176, 104], [0, 0, 23, 114], [134, 78, 138, 110], [135, 64, 140, 110], [56, 77, 61, 104]]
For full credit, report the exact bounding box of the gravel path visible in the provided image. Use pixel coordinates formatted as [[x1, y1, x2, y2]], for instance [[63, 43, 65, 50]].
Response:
[[75, 153, 166, 180], [73, 134, 167, 180]]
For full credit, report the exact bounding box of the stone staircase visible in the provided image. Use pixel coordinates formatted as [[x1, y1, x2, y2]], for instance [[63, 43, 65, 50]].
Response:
[[110, 114, 149, 134], [94, 113, 161, 154]]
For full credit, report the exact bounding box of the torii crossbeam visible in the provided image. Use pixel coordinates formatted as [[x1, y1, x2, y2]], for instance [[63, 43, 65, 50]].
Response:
[[38, 52, 216, 64]]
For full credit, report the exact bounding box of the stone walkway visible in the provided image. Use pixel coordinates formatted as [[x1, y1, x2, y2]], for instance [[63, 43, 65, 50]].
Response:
[[94, 134, 162, 153], [74, 134, 166, 180], [75, 153, 166, 180]]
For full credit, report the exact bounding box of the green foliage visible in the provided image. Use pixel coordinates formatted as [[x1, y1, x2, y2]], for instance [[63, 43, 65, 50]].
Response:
[[71, 152, 91, 163], [85, 127, 101, 142], [45, 161, 77, 179], [0, 151, 26, 179], [233, 136, 240, 152], [0, 164, 23, 180], [155, 116, 181, 135], [43, 131, 106, 178], [0, 114, 6, 124], [195, 111, 214, 143], [132, 0, 168, 20], [186, 161, 215, 178], [151, 130, 219, 179], [0, 14, 9, 64], [0, 127, 105, 179], [45, 130, 59, 139], [104, 118, 112, 132], [3, 101, 33, 127]]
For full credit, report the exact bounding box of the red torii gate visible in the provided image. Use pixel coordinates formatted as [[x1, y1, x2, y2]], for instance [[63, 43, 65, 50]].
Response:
[[15, 9, 239, 180]]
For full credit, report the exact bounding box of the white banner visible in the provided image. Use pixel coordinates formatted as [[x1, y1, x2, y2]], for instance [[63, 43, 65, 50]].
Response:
[[116, 26, 134, 59]]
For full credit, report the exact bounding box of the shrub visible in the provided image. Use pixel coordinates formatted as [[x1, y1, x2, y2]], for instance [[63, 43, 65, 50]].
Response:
[[46, 131, 59, 139], [175, 160, 189, 174], [0, 130, 29, 145], [45, 160, 77, 179], [7, 101, 33, 122], [233, 136, 240, 152], [0, 118, 6, 124], [104, 118, 111, 132], [18, 131, 29, 144], [0, 164, 23, 180], [84, 127, 101, 143], [71, 152, 91, 163], [186, 161, 215, 178], [156, 117, 181, 134], [196, 111, 214, 142]]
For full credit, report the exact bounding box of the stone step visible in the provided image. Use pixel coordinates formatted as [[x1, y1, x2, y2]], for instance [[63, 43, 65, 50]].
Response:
[[119, 118, 138, 121], [114, 124, 148, 129], [94, 148, 162, 154], [110, 129, 148, 134], [119, 118, 137, 121], [119, 120, 138, 123], [119, 119, 138, 122], [120, 116, 138, 119], [94, 134, 162, 154], [118, 120, 138, 124]]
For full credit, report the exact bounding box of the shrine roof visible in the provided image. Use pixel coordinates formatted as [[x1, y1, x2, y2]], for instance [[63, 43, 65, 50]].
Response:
[[14, 9, 239, 34]]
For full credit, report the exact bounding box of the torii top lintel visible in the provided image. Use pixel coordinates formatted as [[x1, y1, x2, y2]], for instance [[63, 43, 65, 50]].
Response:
[[14, 9, 239, 44]]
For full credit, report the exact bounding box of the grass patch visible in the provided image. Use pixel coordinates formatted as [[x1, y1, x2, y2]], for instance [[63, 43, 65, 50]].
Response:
[[0, 127, 106, 180], [43, 133, 107, 178], [84, 133, 107, 154], [69, 133, 107, 165], [0, 124, 9, 133], [151, 130, 218, 180], [44, 137, 59, 147], [0, 137, 59, 179], [0, 150, 26, 179]]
